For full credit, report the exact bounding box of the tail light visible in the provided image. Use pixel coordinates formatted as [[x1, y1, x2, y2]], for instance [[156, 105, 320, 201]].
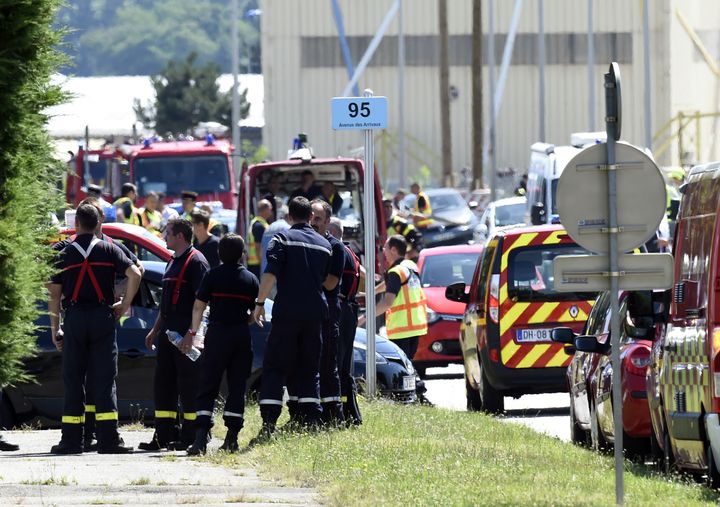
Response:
[[488, 274, 500, 324], [712, 329, 720, 411], [624, 347, 651, 376]]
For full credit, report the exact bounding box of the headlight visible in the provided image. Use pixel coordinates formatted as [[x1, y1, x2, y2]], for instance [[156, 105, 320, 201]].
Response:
[[375, 352, 388, 364], [354, 346, 388, 364], [427, 308, 440, 324]]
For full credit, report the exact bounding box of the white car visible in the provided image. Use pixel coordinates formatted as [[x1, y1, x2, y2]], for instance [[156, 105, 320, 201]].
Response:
[[473, 196, 527, 243]]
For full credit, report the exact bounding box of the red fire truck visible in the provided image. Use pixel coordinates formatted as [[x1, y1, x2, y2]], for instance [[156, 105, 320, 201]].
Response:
[[65, 145, 130, 208]]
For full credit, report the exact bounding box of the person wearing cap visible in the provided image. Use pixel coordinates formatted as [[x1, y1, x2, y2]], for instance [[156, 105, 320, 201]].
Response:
[[139, 191, 163, 237], [113, 183, 142, 226], [48, 204, 142, 454], [181, 191, 199, 221], [289, 170, 321, 201], [87, 184, 116, 222]]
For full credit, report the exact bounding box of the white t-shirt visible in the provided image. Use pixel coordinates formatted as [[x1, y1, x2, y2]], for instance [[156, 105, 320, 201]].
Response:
[[161, 206, 179, 226]]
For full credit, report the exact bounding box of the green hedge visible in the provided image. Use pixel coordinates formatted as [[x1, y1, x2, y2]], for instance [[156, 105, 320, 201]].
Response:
[[0, 0, 65, 386]]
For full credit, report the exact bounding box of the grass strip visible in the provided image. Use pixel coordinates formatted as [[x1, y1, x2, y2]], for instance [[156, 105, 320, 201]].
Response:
[[207, 400, 720, 506]]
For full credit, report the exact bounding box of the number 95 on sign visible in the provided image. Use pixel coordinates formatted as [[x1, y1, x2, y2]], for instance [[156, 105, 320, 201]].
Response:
[[331, 97, 388, 130]]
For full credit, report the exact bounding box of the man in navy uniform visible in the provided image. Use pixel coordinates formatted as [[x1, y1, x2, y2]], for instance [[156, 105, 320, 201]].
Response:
[[48, 204, 142, 454], [191, 210, 221, 268], [187, 234, 259, 455], [252, 197, 330, 442], [310, 199, 345, 424], [140, 218, 210, 451]]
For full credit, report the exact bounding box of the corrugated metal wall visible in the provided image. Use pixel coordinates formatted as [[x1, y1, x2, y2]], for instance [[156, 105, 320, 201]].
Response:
[[261, 0, 719, 191]]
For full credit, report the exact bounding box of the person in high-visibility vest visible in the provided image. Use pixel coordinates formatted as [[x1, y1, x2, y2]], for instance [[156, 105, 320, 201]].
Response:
[[410, 182, 433, 228], [383, 199, 423, 262], [247, 199, 272, 280], [365, 234, 428, 361], [139, 191, 163, 236], [113, 183, 142, 227]]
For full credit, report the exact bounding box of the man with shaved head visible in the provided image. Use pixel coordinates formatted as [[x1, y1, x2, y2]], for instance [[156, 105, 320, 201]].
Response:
[[247, 199, 273, 279]]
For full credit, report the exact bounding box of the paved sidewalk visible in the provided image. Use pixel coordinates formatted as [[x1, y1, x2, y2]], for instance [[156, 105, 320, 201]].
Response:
[[0, 430, 318, 506]]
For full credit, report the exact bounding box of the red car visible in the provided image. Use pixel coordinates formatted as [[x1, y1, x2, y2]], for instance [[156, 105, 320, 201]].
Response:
[[415, 244, 484, 375], [554, 290, 665, 452], [58, 223, 172, 263]]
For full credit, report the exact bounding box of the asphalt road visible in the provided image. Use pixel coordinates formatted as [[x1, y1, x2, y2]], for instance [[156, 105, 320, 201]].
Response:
[[423, 364, 571, 442]]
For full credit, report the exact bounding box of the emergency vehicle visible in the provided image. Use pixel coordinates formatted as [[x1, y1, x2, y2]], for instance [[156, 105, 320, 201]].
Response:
[[121, 136, 237, 210], [236, 135, 386, 262], [66, 145, 129, 208], [648, 161, 720, 486], [445, 224, 596, 413], [526, 132, 606, 225]]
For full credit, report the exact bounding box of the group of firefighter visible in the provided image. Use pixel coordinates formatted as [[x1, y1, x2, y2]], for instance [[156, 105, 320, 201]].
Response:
[[5, 175, 434, 455]]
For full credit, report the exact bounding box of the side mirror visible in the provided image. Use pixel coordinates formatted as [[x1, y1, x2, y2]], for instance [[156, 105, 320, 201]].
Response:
[[530, 202, 546, 225], [574, 335, 608, 354], [564, 344, 576, 355], [552, 327, 576, 344], [445, 282, 469, 304]]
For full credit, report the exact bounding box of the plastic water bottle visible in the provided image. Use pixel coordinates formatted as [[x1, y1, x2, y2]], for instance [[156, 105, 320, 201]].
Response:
[[166, 330, 201, 361], [194, 307, 210, 349]]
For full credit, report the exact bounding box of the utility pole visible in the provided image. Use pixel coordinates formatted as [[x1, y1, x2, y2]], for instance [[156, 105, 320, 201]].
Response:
[[438, 0, 453, 187], [398, 0, 406, 189], [538, 0, 546, 141], [231, 0, 241, 179], [471, 0, 483, 190]]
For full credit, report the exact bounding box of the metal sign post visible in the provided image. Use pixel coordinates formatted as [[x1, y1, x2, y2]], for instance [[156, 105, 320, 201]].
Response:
[[605, 62, 624, 506], [332, 90, 388, 399], [554, 63, 672, 506]]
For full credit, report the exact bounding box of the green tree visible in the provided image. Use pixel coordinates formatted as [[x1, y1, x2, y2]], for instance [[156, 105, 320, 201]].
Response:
[[134, 52, 250, 135], [0, 1, 65, 386]]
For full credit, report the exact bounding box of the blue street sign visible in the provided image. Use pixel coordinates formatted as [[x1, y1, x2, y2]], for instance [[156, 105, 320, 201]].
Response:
[[331, 96, 388, 130]]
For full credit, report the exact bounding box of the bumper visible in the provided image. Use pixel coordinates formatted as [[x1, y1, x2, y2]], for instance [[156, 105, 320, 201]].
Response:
[[707, 414, 720, 471], [480, 349, 566, 395], [414, 320, 462, 366]]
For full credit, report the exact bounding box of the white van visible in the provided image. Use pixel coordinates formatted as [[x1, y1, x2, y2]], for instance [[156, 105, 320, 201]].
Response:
[[526, 131, 606, 225]]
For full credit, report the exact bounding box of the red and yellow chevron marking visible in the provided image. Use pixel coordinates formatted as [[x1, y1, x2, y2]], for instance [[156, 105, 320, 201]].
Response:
[[497, 229, 590, 369]]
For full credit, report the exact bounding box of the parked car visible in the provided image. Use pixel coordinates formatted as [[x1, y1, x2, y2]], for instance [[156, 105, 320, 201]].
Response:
[[401, 188, 478, 247], [58, 223, 172, 263], [648, 161, 720, 486], [2, 262, 416, 428], [554, 290, 666, 452], [415, 245, 484, 375], [473, 196, 527, 244], [445, 224, 596, 413]]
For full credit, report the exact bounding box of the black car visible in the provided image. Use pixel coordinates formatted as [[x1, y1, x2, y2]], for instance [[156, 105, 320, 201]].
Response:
[[2, 262, 415, 428]]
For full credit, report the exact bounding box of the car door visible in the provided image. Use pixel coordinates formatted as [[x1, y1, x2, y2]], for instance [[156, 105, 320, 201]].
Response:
[[115, 273, 159, 420]]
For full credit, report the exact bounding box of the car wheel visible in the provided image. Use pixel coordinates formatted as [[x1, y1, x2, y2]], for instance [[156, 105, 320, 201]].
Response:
[[663, 427, 676, 476], [0, 396, 16, 430], [478, 362, 503, 414], [569, 400, 589, 447], [650, 428, 664, 468], [466, 378, 482, 412], [590, 401, 610, 452], [707, 443, 720, 490]]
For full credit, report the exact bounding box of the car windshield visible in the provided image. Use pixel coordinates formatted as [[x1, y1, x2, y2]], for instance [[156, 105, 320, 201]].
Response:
[[495, 203, 526, 226], [421, 253, 480, 288], [508, 244, 597, 302], [134, 155, 230, 197], [429, 192, 466, 211]]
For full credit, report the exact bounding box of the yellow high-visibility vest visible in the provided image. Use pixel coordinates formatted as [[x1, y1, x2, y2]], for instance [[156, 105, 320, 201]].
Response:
[[414, 191, 433, 227], [247, 216, 269, 266], [113, 197, 142, 226], [386, 259, 428, 340]]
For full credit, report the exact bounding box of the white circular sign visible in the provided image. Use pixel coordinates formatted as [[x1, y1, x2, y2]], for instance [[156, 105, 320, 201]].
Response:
[[557, 142, 666, 255]]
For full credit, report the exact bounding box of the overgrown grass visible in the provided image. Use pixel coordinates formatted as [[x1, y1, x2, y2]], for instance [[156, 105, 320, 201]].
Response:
[[207, 401, 720, 506]]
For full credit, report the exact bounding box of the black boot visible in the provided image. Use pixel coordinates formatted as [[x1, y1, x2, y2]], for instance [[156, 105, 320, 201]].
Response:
[[98, 443, 133, 454], [186, 428, 209, 456], [247, 423, 275, 448], [218, 428, 239, 453], [83, 436, 98, 452], [0, 435, 19, 452], [50, 441, 83, 455]]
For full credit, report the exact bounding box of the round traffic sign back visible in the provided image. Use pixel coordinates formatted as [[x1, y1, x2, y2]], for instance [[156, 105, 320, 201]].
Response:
[[557, 142, 666, 255]]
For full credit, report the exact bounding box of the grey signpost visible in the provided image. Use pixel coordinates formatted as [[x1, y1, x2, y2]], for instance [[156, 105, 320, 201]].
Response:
[[332, 90, 388, 398], [553, 63, 673, 505]]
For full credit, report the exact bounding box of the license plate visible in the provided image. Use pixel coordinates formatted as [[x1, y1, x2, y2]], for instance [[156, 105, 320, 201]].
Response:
[[403, 375, 416, 391], [516, 328, 553, 343]]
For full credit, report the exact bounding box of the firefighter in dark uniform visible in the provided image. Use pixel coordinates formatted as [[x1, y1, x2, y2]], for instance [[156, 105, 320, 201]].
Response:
[[328, 217, 363, 425], [191, 210, 221, 268], [54, 197, 145, 451], [140, 218, 210, 451], [251, 197, 331, 443], [309, 199, 345, 424], [187, 234, 259, 455], [48, 204, 142, 454]]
